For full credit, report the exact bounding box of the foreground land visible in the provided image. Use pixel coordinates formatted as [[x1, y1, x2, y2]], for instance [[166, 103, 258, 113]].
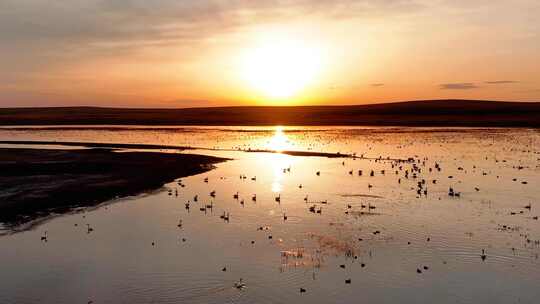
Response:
[[0, 148, 227, 227], [1, 100, 540, 127]]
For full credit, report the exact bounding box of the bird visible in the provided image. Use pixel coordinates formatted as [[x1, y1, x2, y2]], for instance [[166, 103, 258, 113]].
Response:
[[220, 212, 230, 222], [234, 278, 246, 289]]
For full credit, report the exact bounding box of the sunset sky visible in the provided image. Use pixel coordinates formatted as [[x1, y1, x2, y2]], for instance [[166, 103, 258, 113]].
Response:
[[1, 0, 539, 107]]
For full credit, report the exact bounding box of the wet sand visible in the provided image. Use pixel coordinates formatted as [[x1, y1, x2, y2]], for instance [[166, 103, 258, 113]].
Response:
[[0, 148, 227, 226], [1, 100, 539, 127]]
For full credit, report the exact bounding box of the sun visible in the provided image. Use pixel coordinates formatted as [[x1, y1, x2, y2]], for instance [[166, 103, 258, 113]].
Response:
[[241, 38, 323, 99]]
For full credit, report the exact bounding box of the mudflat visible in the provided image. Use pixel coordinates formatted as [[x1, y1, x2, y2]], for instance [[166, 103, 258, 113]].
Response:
[[0, 148, 227, 226]]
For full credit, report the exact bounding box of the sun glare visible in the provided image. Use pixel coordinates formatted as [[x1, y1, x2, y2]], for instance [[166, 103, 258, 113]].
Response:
[[241, 38, 323, 99], [267, 126, 292, 151]]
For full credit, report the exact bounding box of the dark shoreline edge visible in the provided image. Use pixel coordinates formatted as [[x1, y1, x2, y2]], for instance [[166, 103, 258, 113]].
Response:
[[1, 100, 539, 128], [0, 148, 229, 230], [0, 140, 355, 158]]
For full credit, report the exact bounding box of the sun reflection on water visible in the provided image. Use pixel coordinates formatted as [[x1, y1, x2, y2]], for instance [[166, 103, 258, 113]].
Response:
[[265, 127, 295, 193], [267, 126, 292, 152]]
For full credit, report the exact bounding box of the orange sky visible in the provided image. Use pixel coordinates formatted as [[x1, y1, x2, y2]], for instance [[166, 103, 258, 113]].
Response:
[[1, 1, 539, 107]]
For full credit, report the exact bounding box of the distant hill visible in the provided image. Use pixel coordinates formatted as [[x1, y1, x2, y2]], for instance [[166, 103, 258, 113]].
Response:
[[1, 100, 539, 127]]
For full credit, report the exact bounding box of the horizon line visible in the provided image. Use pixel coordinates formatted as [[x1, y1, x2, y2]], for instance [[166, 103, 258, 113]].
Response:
[[2, 99, 539, 110]]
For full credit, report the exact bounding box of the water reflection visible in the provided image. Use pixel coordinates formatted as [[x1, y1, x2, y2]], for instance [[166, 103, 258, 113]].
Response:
[[267, 153, 295, 193], [265, 127, 295, 193], [0, 127, 539, 304], [267, 126, 292, 152]]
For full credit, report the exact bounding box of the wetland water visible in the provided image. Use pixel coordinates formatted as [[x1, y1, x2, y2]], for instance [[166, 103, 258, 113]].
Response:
[[0, 126, 539, 304]]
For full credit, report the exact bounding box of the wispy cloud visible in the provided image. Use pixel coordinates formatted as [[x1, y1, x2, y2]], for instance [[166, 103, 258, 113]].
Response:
[[0, 0, 426, 80], [439, 83, 478, 90], [370, 83, 385, 87]]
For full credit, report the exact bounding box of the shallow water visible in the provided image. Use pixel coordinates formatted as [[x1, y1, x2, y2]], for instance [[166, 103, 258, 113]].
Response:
[[0, 126, 539, 304]]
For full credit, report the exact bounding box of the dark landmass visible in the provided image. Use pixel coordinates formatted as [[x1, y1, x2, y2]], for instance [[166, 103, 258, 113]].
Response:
[[243, 149, 351, 158], [0, 141, 354, 158], [0, 148, 227, 227], [0, 141, 194, 151], [1, 100, 539, 127]]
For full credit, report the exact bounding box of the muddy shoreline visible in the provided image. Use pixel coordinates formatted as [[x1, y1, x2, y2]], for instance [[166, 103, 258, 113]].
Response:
[[0, 140, 357, 158], [0, 148, 228, 228]]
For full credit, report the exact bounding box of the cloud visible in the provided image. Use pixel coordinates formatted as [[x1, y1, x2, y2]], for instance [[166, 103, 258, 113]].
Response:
[[370, 83, 385, 87], [439, 83, 478, 90], [0, 0, 426, 79], [0, 1, 424, 51], [484, 80, 519, 84]]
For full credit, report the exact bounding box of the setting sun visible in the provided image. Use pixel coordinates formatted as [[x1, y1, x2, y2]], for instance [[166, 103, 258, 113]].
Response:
[[241, 38, 323, 99]]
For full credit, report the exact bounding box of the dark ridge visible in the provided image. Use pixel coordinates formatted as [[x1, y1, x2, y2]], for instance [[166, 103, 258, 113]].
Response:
[[0, 148, 227, 228], [1, 100, 539, 127]]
